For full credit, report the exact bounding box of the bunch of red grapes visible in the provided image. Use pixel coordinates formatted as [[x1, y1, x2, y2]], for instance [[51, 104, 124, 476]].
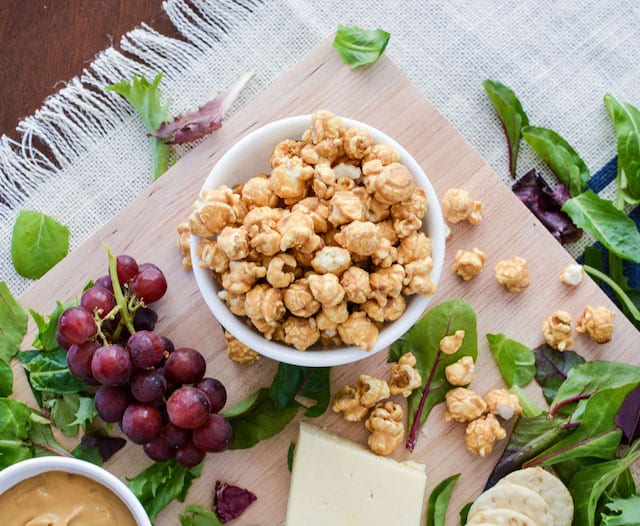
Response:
[[56, 250, 233, 466]]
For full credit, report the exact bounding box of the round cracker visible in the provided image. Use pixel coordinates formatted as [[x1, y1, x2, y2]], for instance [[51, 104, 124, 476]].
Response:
[[467, 508, 537, 526], [468, 482, 552, 526], [498, 467, 573, 526]]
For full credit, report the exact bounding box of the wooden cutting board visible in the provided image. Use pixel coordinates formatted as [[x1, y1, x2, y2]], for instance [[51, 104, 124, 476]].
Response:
[[15, 38, 640, 525]]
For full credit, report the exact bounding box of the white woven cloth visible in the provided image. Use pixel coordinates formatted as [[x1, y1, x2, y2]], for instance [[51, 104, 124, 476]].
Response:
[[2, 0, 639, 296]]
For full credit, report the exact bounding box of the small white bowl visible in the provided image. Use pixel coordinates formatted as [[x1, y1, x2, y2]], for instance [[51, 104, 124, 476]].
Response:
[[191, 115, 446, 367], [0, 457, 151, 525]]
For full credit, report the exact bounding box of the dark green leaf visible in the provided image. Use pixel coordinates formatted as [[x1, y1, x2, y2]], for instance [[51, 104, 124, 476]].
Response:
[[553, 457, 600, 486], [533, 344, 586, 404], [569, 441, 640, 526], [105, 74, 171, 180], [224, 389, 299, 450], [180, 504, 223, 526], [71, 441, 103, 465], [509, 385, 543, 417], [0, 282, 28, 362], [483, 80, 529, 178], [333, 24, 390, 69], [562, 191, 640, 262], [30, 302, 69, 351], [527, 388, 629, 467], [550, 361, 640, 418], [486, 333, 535, 387], [268, 363, 330, 416], [19, 348, 88, 393], [269, 363, 306, 410], [128, 459, 203, 521], [459, 502, 472, 525], [298, 367, 330, 417], [11, 210, 70, 279], [602, 495, 640, 525], [427, 473, 460, 526], [584, 246, 604, 272], [604, 94, 640, 204], [605, 468, 636, 500], [485, 413, 567, 488], [287, 441, 295, 472], [582, 263, 640, 326], [394, 299, 477, 450], [0, 360, 13, 397], [522, 125, 590, 196]]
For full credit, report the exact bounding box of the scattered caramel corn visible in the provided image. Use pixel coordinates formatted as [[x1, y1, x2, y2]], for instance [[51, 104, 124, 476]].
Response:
[[331, 385, 369, 422], [494, 256, 529, 292], [542, 310, 573, 351], [484, 389, 522, 420], [452, 248, 486, 281], [357, 375, 391, 408], [440, 330, 465, 355], [445, 356, 475, 386], [444, 387, 487, 423], [560, 263, 585, 286], [576, 305, 615, 343], [176, 222, 192, 270], [441, 188, 482, 225], [389, 352, 422, 397], [365, 401, 404, 456], [224, 331, 259, 365], [465, 414, 506, 457]]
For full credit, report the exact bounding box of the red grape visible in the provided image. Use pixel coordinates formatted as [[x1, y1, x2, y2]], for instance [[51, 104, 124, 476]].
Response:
[[116, 254, 138, 283], [55, 328, 72, 350], [57, 306, 97, 345], [131, 265, 167, 304], [91, 344, 132, 385], [166, 387, 210, 429], [127, 330, 164, 370], [143, 434, 175, 462], [160, 336, 175, 354], [195, 378, 227, 414], [192, 414, 234, 452], [133, 307, 158, 332], [131, 370, 167, 404], [162, 423, 190, 449], [94, 274, 114, 293], [67, 340, 100, 385], [175, 440, 205, 467], [164, 348, 206, 384], [94, 385, 129, 422], [121, 403, 162, 444], [81, 286, 116, 318]]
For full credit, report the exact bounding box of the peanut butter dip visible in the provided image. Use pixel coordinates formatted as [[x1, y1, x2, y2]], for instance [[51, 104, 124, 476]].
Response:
[[0, 470, 138, 526]]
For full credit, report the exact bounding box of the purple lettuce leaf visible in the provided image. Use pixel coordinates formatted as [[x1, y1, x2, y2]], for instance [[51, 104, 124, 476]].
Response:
[[616, 384, 640, 443], [512, 169, 582, 244], [151, 72, 253, 145], [214, 480, 257, 523]]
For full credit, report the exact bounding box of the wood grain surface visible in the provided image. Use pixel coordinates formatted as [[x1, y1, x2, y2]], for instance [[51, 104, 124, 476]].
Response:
[[0, 0, 176, 139], [14, 39, 640, 525]]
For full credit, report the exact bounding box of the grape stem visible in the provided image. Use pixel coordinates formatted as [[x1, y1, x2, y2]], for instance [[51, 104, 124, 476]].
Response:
[[103, 243, 136, 335]]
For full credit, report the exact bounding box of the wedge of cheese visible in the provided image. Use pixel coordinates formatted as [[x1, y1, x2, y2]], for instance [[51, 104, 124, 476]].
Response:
[[285, 422, 427, 526]]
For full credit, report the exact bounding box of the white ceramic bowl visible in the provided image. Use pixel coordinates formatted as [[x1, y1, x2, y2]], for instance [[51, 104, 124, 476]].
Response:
[[0, 457, 151, 525], [191, 115, 446, 367]]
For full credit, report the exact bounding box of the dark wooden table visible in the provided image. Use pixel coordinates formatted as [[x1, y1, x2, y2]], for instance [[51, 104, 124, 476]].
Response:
[[0, 1, 179, 141]]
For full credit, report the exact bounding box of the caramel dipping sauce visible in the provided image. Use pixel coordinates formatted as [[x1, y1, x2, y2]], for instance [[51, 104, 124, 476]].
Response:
[[0, 470, 138, 526]]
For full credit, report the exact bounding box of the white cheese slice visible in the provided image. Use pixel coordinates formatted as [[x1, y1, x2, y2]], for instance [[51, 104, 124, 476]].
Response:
[[285, 422, 427, 526]]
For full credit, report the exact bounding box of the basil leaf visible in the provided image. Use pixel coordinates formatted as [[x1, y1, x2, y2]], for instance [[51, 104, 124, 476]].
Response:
[[604, 94, 640, 204], [522, 125, 590, 196], [483, 80, 529, 178], [19, 348, 88, 393], [224, 388, 299, 450], [527, 388, 629, 467], [391, 299, 477, 451], [105, 73, 171, 180], [486, 333, 535, 387], [562, 191, 640, 262], [0, 360, 13, 397], [269, 363, 331, 417], [0, 282, 28, 363], [485, 413, 567, 488], [11, 210, 69, 279], [333, 24, 390, 69], [128, 459, 203, 521], [569, 442, 640, 526], [602, 495, 640, 525], [180, 504, 223, 526], [426, 473, 460, 526], [509, 385, 542, 417], [533, 344, 586, 404], [550, 361, 640, 418]]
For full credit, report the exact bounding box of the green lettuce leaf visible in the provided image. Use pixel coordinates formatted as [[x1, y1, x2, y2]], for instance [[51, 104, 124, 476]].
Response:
[[427, 473, 460, 526], [180, 504, 223, 526], [486, 333, 535, 387], [0, 282, 28, 363]]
